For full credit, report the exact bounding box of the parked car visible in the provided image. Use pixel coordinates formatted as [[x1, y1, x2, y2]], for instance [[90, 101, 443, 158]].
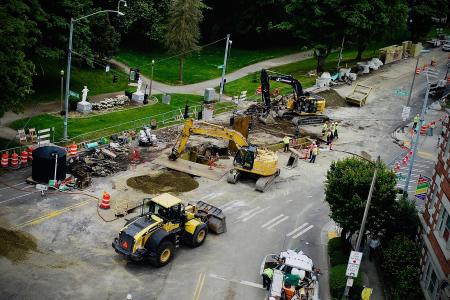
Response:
[[442, 41, 450, 51]]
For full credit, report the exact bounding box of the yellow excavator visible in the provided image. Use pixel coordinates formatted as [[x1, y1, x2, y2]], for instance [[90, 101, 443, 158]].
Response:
[[169, 119, 280, 192]]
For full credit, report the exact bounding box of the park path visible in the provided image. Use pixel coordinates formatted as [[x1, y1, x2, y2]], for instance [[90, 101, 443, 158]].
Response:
[[109, 49, 314, 95], [0, 50, 314, 141]]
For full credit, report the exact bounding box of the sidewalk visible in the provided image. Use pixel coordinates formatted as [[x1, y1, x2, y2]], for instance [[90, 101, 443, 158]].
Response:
[[109, 49, 314, 95], [359, 245, 386, 300]]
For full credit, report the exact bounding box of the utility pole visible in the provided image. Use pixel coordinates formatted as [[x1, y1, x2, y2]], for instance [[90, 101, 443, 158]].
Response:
[[403, 68, 437, 197], [60, 70, 64, 113], [63, 18, 74, 141], [218, 34, 231, 102], [337, 35, 345, 71], [149, 59, 155, 99], [343, 156, 380, 298]]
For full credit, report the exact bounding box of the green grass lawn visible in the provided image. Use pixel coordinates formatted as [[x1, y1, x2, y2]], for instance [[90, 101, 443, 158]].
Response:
[[10, 94, 235, 142], [30, 58, 129, 104], [116, 46, 300, 85], [222, 48, 380, 98]]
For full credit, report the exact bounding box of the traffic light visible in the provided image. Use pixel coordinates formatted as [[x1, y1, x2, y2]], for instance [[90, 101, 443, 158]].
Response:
[[113, 75, 118, 83]]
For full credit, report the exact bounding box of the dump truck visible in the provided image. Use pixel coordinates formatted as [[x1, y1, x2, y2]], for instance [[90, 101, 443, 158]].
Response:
[[260, 249, 320, 300], [169, 119, 280, 192], [112, 193, 226, 267]]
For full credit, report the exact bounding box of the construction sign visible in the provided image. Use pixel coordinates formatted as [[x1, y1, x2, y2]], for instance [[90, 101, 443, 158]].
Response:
[[415, 175, 431, 200]]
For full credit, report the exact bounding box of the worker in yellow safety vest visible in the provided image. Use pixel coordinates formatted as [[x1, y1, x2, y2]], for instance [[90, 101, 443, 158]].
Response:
[[262, 268, 273, 291], [283, 136, 291, 152], [322, 122, 328, 137], [361, 287, 373, 300], [413, 114, 420, 131]]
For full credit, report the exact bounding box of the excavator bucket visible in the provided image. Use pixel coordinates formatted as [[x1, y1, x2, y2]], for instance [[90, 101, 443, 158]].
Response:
[[286, 153, 298, 169], [194, 200, 227, 234]]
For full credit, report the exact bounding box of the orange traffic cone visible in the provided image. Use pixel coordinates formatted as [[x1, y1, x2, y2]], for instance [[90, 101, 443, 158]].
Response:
[[99, 192, 110, 209]]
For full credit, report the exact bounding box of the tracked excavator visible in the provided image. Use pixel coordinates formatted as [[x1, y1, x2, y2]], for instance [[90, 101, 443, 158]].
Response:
[[260, 69, 329, 125], [169, 119, 280, 192]]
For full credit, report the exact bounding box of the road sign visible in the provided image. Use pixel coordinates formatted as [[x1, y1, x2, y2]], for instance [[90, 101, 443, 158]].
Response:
[[105, 64, 110, 72], [346, 278, 354, 287], [346, 251, 363, 277], [69, 91, 79, 99], [395, 89, 409, 97], [401, 106, 411, 121], [346, 263, 361, 277]]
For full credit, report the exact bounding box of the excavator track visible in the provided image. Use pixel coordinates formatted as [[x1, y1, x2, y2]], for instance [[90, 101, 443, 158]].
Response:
[[255, 169, 280, 192], [292, 115, 329, 126]]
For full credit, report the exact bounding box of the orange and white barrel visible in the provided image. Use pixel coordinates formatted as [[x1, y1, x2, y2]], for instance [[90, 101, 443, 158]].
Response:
[[27, 147, 33, 163], [69, 143, 78, 156], [20, 150, 28, 167], [10, 152, 19, 168], [1, 152, 9, 168]]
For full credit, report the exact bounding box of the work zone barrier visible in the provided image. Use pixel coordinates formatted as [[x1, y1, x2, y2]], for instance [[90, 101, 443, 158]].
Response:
[[0, 145, 34, 169]]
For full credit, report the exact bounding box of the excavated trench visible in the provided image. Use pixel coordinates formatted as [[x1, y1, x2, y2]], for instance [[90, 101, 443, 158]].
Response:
[[127, 171, 199, 194]]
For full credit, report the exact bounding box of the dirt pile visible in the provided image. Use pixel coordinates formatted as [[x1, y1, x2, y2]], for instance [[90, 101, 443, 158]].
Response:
[[127, 171, 199, 194], [0, 227, 37, 262], [317, 89, 348, 108]]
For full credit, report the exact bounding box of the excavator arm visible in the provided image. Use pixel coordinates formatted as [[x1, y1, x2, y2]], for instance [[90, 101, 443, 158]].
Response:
[[260, 69, 304, 112], [169, 119, 249, 160]]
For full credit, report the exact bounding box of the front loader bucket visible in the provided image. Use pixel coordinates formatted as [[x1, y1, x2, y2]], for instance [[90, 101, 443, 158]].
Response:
[[194, 200, 227, 234]]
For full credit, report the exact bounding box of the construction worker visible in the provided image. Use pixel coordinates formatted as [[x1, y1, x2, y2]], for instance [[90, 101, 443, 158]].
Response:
[[262, 267, 273, 291], [283, 282, 296, 300], [413, 114, 420, 132], [333, 122, 338, 139], [309, 145, 318, 163], [326, 129, 332, 145], [283, 136, 291, 152], [361, 287, 373, 300], [322, 121, 328, 137], [428, 122, 435, 136]]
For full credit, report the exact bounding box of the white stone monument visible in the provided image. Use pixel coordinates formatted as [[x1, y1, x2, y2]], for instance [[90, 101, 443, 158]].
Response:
[[77, 86, 92, 113], [132, 78, 145, 103]]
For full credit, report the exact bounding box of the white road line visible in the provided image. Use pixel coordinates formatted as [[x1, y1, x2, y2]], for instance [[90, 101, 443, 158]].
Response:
[[286, 223, 309, 237], [219, 200, 239, 210], [209, 274, 264, 290], [266, 216, 289, 230], [199, 192, 215, 201], [0, 182, 27, 191], [236, 206, 261, 220], [242, 207, 269, 222], [0, 192, 33, 204], [291, 225, 314, 239], [261, 214, 285, 228], [239, 280, 264, 289]]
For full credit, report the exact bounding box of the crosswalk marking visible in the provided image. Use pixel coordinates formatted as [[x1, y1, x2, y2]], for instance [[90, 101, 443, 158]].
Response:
[[241, 207, 269, 222], [219, 200, 239, 211], [261, 214, 285, 228], [291, 225, 314, 239], [236, 206, 261, 220], [266, 216, 289, 230], [286, 223, 309, 237]]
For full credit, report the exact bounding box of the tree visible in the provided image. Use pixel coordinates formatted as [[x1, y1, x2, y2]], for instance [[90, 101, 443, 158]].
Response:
[[386, 196, 420, 241], [280, 0, 345, 72], [0, 0, 43, 117], [382, 236, 423, 299], [164, 0, 207, 84], [409, 0, 449, 42], [324, 157, 397, 239], [342, 0, 408, 61]]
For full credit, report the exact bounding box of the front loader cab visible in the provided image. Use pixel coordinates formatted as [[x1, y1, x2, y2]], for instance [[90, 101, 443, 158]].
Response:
[[234, 145, 257, 170]]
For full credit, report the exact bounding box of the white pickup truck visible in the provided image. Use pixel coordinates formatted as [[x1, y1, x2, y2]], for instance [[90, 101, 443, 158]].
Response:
[[260, 249, 320, 300]]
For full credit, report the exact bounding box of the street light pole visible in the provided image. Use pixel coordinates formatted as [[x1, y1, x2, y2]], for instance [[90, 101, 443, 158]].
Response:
[[60, 70, 64, 113], [343, 156, 380, 298], [150, 59, 155, 98], [403, 76, 432, 197], [63, 18, 74, 141], [62, 5, 126, 141], [219, 34, 231, 102]]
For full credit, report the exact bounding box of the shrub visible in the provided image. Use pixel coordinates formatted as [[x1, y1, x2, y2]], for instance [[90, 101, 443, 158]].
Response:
[[328, 237, 351, 266], [330, 264, 363, 300]]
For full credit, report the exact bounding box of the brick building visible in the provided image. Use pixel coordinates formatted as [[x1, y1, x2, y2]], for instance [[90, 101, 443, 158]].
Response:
[[419, 118, 450, 300]]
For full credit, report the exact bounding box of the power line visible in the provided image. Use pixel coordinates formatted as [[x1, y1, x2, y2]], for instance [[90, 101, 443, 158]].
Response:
[[156, 37, 227, 63]]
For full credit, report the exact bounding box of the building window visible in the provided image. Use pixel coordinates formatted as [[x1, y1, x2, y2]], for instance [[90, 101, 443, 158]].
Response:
[[438, 209, 448, 234]]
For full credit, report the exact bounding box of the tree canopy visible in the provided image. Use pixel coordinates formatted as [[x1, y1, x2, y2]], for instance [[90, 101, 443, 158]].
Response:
[[164, 0, 207, 83], [324, 157, 398, 237]]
